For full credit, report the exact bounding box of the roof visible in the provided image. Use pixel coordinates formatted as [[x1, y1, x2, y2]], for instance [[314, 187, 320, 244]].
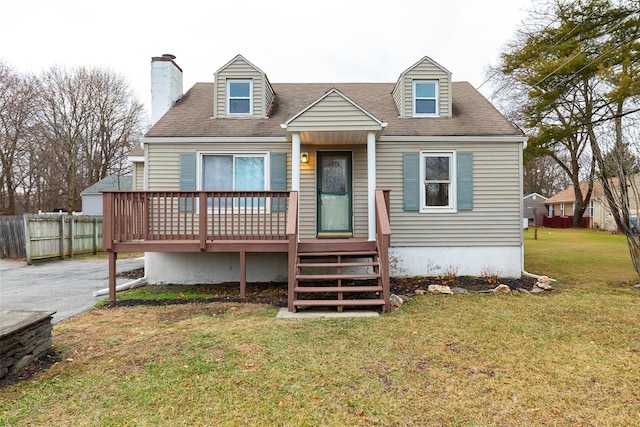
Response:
[[523, 192, 548, 200], [145, 82, 523, 139], [81, 175, 132, 195], [128, 146, 143, 157], [546, 181, 607, 203]]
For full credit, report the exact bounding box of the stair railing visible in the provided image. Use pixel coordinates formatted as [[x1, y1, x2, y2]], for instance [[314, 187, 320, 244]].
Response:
[[375, 190, 391, 312]]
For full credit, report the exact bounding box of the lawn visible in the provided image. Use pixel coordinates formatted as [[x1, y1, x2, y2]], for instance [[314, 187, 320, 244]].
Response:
[[1, 229, 639, 426]]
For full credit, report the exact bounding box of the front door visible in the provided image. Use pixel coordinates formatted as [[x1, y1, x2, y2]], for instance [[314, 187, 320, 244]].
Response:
[[317, 151, 352, 237]]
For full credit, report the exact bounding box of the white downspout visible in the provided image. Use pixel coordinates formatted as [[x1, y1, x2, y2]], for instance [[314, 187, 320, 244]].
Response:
[[93, 257, 148, 297]]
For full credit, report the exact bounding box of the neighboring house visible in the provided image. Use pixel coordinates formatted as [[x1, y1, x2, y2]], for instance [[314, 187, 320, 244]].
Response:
[[104, 54, 526, 312], [81, 175, 132, 215], [543, 182, 594, 228], [523, 193, 548, 227], [544, 179, 640, 230]]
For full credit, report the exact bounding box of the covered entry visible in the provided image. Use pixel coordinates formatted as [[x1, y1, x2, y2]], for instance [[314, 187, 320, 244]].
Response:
[[281, 88, 387, 240]]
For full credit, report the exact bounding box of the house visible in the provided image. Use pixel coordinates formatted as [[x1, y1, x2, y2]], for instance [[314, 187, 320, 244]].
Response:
[[523, 192, 548, 227], [103, 54, 527, 312], [545, 179, 640, 231], [81, 175, 132, 215]]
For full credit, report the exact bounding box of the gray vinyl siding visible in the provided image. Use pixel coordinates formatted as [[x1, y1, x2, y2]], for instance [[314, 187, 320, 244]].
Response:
[[392, 60, 452, 118], [377, 140, 522, 247], [82, 194, 102, 215], [287, 92, 381, 132], [146, 142, 291, 190], [213, 57, 274, 118], [299, 145, 368, 239]]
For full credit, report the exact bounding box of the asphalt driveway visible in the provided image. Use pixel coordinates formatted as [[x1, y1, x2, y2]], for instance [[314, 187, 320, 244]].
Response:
[[0, 257, 144, 323]]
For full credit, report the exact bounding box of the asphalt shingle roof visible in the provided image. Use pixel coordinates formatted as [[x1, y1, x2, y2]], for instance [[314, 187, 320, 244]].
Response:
[[145, 82, 522, 139], [81, 175, 133, 195]]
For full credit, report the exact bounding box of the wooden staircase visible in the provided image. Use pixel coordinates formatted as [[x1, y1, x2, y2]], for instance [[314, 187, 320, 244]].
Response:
[[291, 239, 387, 312]]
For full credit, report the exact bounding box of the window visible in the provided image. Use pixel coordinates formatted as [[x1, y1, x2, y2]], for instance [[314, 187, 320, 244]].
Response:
[[560, 203, 565, 216], [202, 153, 267, 207], [548, 204, 554, 217], [420, 151, 455, 212], [413, 80, 438, 116], [589, 200, 594, 217], [227, 80, 252, 114]]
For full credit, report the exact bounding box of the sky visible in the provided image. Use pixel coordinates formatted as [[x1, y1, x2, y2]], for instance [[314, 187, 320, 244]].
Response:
[[1, 0, 532, 123]]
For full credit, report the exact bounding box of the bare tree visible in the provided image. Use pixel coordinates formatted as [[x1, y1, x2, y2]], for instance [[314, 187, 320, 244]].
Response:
[[0, 62, 40, 215], [38, 66, 144, 212]]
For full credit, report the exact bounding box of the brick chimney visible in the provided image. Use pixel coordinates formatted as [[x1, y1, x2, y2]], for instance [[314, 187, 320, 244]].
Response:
[[150, 54, 183, 126]]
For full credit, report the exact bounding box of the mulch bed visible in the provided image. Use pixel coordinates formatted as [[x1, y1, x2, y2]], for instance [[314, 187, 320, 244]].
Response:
[[105, 272, 539, 309]]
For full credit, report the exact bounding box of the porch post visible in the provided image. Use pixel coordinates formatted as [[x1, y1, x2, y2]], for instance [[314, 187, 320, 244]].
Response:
[[292, 132, 301, 191], [367, 131, 376, 241]]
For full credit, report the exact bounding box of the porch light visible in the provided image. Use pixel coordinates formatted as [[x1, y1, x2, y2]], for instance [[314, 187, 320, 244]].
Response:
[[300, 152, 309, 163]]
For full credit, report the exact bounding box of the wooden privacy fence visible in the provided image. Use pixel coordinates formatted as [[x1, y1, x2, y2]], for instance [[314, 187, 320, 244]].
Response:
[[0, 216, 26, 258], [23, 214, 103, 264]]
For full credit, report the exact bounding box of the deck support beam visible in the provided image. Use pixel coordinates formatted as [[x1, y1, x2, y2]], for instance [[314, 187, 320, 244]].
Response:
[[239, 251, 246, 298], [108, 251, 117, 302]]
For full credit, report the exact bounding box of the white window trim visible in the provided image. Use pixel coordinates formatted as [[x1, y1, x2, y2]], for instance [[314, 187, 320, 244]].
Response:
[[560, 203, 565, 217], [197, 151, 270, 213], [589, 200, 594, 217], [413, 80, 439, 117], [227, 79, 253, 115], [419, 150, 456, 213], [548, 205, 554, 217]]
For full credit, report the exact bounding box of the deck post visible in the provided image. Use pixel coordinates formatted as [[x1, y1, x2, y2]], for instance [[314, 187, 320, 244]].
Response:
[[199, 192, 207, 251], [286, 192, 299, 312], [108, 251, 117, 302], [239, 251, 246, 298]]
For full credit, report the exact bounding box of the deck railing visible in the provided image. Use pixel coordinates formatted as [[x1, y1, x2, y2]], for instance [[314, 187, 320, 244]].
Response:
[[103, 191, 292, 249]]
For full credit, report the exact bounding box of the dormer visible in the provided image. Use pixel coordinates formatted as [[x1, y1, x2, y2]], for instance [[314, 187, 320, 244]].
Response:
[[213, 54, 275, 118], [392, 56, 452, 118]]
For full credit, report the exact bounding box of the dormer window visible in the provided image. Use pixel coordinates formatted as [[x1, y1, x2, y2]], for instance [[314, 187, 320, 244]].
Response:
[[227, 80, 252, 115], [413, 80, 438, 116]]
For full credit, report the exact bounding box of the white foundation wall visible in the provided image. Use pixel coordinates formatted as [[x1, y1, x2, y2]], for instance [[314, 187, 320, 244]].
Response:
[[388, 246, 523, 278], [144, 245, 523, 285], [145, 252, 288, 284]]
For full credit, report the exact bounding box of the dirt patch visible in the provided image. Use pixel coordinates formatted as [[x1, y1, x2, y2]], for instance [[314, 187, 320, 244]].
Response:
[[0, 349, 58, 388], [103, 275, 540, 309]]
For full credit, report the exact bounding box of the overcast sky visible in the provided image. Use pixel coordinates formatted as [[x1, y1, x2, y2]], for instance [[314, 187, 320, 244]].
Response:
[[2, 0, 532, 123]]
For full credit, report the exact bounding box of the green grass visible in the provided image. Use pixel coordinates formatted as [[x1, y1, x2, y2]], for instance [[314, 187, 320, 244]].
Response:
[[1, 228, 639, 426], [524, 227, 638, 285]]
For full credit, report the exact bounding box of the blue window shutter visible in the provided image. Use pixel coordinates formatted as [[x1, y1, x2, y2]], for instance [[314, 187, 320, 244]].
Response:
[[403, 152, 419, 211], [179, 152, 196, 212], [270, 152, 287, 211], [457, 151, 473, 211]]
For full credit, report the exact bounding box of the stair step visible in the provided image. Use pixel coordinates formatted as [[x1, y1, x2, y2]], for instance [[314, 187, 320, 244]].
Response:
[[298, 251, 377, 257], [297, 261, 379, 268], [296, 273, 380, 280], [294, 286, 383, 293], [293, 299, 386, 307]]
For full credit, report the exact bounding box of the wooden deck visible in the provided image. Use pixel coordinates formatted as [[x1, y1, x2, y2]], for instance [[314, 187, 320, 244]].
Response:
[[103, 190, 391, 312]]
